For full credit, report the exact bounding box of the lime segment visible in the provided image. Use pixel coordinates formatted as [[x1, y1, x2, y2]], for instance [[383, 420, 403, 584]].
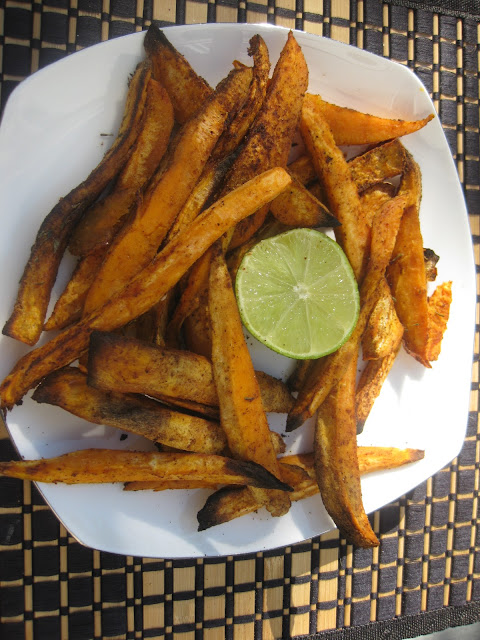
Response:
[[235, 228, 360, 360]]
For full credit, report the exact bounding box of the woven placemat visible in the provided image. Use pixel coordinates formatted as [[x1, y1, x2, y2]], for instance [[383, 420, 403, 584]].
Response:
[[1, 1, 479, 639]]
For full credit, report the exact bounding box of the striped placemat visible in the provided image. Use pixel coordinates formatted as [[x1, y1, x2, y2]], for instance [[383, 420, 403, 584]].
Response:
[[1, 1, 479, 639]]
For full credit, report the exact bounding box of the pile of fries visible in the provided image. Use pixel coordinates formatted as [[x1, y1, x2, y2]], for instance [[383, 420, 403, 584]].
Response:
[[0, 27, 452, 547]]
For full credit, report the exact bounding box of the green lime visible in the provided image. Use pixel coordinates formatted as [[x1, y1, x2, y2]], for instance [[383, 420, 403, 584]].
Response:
[[234, 228, 360, 360]]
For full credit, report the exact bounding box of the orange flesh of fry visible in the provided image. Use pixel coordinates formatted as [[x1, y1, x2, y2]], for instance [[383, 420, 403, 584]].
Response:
[[426, 281, 452, 362], [304, 93, 434, 146]]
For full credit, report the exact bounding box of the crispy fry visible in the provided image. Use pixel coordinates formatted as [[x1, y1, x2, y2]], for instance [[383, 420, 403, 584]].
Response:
[[360, 182, 397, 228], [356, 344, 401, 432], [386, 152, 430, 367], [0, 167, 292, 410], [304, 94, 434, 146], [362, 278, 404, 360], [314, 366, 379, 548], [209, 244, 291, 516], [83, 65, 254, 315], [87, 332, 293, 414], [197, 447, 425, 529], [33, 367, 229, 454], [424, 248, 440, 282], [44, 249, 105, 331], [269, 176, 339, 228], [348, 140, 406, 192], [0, 449, 293, 491], [227, 31, 308, 249], [144, 24, 212, 124], [425, 281, 452, 362], [69, 78, 175, 257], [287, 193, 407, 431], [300, 94, 370, 281], [2, 61, 151, 346]]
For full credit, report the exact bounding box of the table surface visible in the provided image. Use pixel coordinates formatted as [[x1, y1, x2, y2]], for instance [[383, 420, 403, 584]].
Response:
[[0, 1, 479, 639]]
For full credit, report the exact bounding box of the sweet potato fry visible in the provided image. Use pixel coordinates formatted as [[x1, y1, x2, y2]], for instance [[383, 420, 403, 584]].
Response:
[[386, 151, 430, 367], [425, 281, 452, 362], [83, 65, 253, 314], [287, 193, 407, 431], [424, 248, 440, 282], [144, 24, 212, 124], [209, 244, 291, 516], [69, 78, 175, 257], [360, 183, 397, 228], [0, 449, 293, 491], [362, 278, 404, 360], [197, 447, 424, 530], [87, 332, 293, 414], [32, 367, 229, 454], [300, 93, 370, 281], [226, 30, 308, 249], [2, 61, 151, 346], [356, 343, 401, 432], [44, 249, 105, 331], [0, 167, 291, 409], [349, 140, 406, 193], [269, 176, 339, 228], [304, 94, 434, 146]]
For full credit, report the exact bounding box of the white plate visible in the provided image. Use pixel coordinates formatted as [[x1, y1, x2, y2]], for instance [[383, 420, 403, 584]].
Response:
[[0, 24, 475, 558]]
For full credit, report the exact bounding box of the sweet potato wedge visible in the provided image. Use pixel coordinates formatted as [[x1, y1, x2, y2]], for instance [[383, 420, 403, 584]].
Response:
[[349, 140, 406, 193], [425, 281, 452, 362], [87, 332, 293, 414], [2, 61, 151, 346], [304, 94, 434, 146], [362, 278, 404, 360], [69, 78, 175, 257], [83, 65, 253, 314], [269, 176, 338, 228], [209, 244, 291, 516], [226, 30, 308, 249], [197, 447, 424, 530], [300, 93, 370, 281], [144, 24, 212, 124], [0, 449, 292, 491], [0, 167, 291, 409], [386, 151, 430, 367], [32, 367, 229, 454]]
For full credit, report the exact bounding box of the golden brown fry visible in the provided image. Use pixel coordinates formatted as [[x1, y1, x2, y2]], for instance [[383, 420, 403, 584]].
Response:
[[197, 447, 425, 530], [144, 24, 212, 124], [0, 449, 293, 491], [226, 30, 308, 249], [269, 176, 339, 228], [3, 61, 151, 346], [300, 93, 370, 281], [87, 332, 293, 414], [69, 78, 175, 257], [209, 244, 291, 516], [304, 94, 434, 146], [362, 278, 404, 360], [44, 249, 105, 331], [425, 281, 452, 362], [355, 344, 401, 432], [314, 365, 379, 548], [387, 152, 430, 367], [33, 367, 229, 454], [0, 167, 292, 410], [349, 140, 406, 192], [360, 182, 397, 229], [83, 65, 253, 315], [287, 193, 407, 431]]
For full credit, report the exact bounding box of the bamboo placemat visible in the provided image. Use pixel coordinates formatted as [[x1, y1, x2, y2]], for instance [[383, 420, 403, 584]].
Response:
[[1, 1, 479, 639]]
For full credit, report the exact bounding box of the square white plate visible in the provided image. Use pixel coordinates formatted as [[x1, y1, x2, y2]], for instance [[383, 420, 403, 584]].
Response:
[[0, 23, 475, 558]]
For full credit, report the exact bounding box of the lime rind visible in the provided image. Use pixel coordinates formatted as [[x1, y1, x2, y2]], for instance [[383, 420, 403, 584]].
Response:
[[235, 228, 360, 360]]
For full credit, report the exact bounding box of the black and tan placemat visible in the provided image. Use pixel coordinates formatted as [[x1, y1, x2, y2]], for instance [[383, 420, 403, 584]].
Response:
[[1, 1, 480, 638]]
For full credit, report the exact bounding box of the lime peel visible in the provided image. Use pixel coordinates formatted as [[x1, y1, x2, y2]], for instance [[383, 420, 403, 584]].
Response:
[[234, 228, 360, 360]]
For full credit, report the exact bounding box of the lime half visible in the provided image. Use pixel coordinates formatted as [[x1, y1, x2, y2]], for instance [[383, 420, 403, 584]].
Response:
[[235, 228, 360, 360]]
